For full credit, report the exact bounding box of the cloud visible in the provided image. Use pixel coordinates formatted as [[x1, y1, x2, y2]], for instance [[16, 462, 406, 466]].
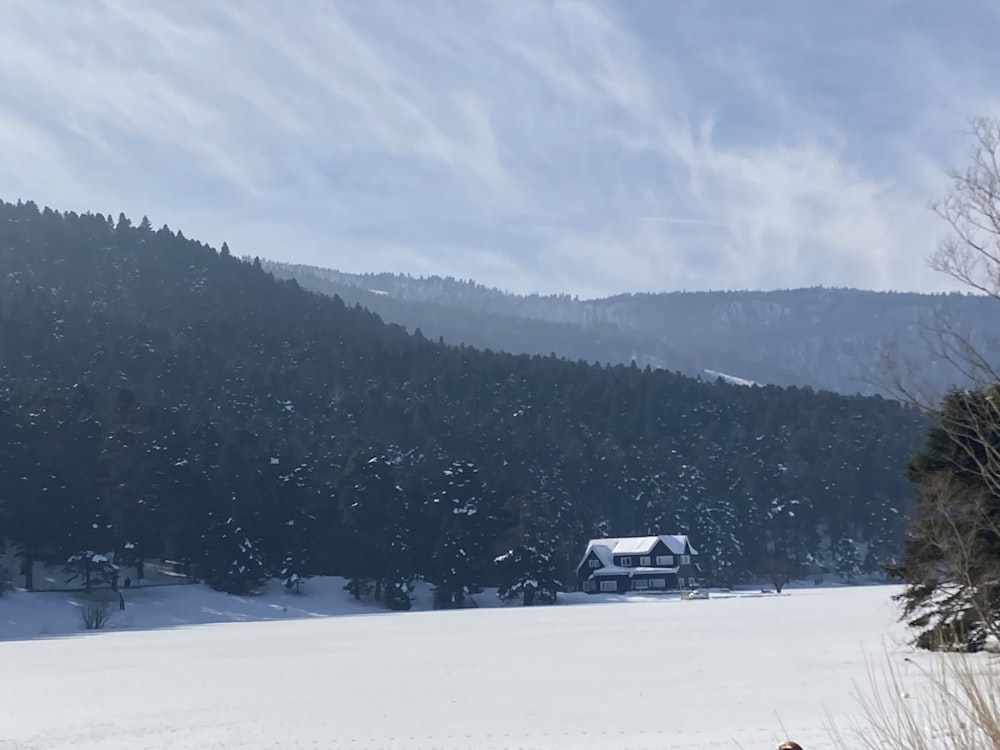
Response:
[[0, 0, 998, 297]]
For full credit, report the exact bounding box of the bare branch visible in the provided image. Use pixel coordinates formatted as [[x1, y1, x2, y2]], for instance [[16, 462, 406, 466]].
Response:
[[893, 118, 1000, 649]]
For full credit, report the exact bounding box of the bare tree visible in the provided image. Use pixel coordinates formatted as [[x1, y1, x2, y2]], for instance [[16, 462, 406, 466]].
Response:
[[892, 118, 1000, 649], [931, 119, 1000, 305], [884, 118, 1000, 407]]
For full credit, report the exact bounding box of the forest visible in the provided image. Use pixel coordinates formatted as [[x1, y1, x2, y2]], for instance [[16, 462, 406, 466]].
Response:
[[0, 200, 926, 607]]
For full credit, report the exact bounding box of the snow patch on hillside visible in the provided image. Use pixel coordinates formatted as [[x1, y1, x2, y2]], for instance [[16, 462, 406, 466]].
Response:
[[704, 368, 760, 387]]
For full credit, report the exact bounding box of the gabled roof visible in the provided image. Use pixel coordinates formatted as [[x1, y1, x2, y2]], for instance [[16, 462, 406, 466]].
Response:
[[660, 534, 697, 556], [575, 533, 698, 574], [575, 538, 619, 574]]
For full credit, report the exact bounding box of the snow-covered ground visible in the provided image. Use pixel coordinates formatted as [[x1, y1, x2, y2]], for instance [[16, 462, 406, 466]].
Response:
[[0, 581, 934, 749]]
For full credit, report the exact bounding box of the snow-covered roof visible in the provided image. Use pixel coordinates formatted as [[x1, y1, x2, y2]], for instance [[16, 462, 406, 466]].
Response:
[[589, 565, 679, 578], [610, 536, 660, 555], [590, 565, 632, 577], [574, 538, 618, 574], [659, 534, 697, 556], [589, 540, 617, 567], [575, 534, 698, 574]]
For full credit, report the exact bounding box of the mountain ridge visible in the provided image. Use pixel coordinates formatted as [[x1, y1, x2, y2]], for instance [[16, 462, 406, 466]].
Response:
[[265, 261, 993, 397]]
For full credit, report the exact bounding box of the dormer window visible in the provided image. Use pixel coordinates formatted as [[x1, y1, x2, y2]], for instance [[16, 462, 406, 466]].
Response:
[[618, 556, 632, 567]]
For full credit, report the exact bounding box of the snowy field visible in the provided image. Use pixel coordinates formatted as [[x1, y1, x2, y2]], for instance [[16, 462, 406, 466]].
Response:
[[1, 583, 929, 749]]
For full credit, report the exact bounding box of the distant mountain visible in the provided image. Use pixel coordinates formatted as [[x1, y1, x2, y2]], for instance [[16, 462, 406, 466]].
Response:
[[265, 263, 996, 398]]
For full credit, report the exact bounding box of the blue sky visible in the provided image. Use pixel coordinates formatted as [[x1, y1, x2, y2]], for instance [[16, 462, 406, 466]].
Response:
[[2, 1, 998, 297]]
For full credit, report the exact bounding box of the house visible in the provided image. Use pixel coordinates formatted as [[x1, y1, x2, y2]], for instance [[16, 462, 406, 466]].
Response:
[[576, 534, 700, 594]]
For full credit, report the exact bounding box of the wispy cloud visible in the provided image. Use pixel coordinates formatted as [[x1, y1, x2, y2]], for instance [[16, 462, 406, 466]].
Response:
[[0, 0, 997, 296]]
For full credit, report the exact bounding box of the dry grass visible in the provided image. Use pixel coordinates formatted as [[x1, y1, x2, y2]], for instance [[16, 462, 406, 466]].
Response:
[[829, 646, 1000, 749]]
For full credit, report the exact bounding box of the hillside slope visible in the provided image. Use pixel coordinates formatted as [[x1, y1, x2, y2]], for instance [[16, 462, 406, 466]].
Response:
[[0, 201, 923, 592]]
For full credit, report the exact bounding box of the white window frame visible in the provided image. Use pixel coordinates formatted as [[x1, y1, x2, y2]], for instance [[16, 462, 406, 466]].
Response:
[[655, 555, 673, 566], [600, 580, 618, 592], [679, 554, 691, 565], [650, 578, 666, 589], [634, 578, 649, 590], [588, 558, 601, 568], [618, 556, 632, 567], [639, 556, 651, 566]]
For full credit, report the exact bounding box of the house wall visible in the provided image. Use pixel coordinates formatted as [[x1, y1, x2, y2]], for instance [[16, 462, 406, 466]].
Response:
[[583, 574, 630, 594], [577, 550, 604, 585], [629, 571, 679, 591], [676, 563, 700, 588], [653, 539, 701, 587]]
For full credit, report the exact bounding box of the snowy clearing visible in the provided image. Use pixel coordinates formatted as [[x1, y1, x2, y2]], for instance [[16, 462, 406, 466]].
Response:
[[1, 584, 936, 749]]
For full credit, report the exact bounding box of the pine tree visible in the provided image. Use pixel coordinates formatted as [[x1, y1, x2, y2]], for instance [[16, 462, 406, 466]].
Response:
[[427, 461, 499, 608], [833, 537, 862, 583], [894, 387, 1000, 650], [64, 550, 119, 593], [338, 449, 410, 602], [495, 491, 561, 605], [201, 514, 269, 594]]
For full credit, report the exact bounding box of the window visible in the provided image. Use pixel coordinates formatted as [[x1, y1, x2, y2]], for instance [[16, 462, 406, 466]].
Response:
[[588, 559, 601, 568], [655, 555, 674, 566], [583, 580, 596, 593], [634, 579, 649, 590], [618, 556, 632, 567], [650, 578, 666, 588], [679, 554, 691, 565], [600, 580, 618, 592], [679, 577, 687, 588], [639, 556, 651, 566]]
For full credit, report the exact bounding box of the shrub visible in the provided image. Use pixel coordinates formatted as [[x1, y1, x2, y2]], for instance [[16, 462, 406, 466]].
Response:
[[78, 598, 116, 630], [385, 581, 412, 611]]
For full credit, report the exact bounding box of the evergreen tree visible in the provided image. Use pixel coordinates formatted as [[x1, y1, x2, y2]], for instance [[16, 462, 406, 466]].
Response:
[[427, 461, 500, 608], [64, 550, 119, 593], [338, 450, 410, 603], [201, 514, 269, 594], [495, 491, 561, 605], [832, 536, 862, 583], [894, 387, 1000, 650]]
